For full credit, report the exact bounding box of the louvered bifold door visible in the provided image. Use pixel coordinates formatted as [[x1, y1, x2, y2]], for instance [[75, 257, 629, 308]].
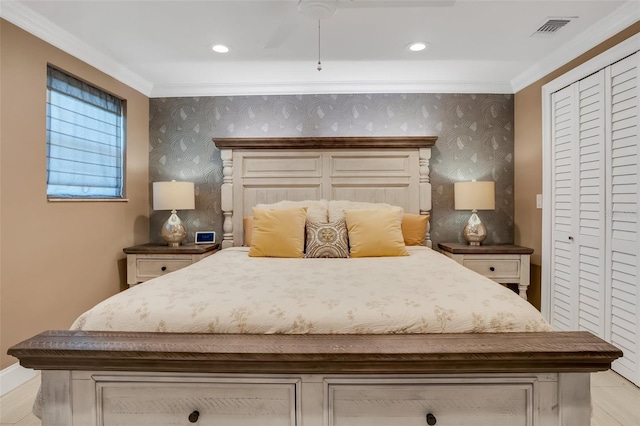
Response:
[[605, 52, 640, 386], [576, 70, 607, 338], [550, 85, 579, 331]]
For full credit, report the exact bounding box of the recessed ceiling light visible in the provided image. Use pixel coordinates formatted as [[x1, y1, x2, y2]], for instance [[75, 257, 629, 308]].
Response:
[[407, 42, 429, 52], [211, 44, 230, 54]]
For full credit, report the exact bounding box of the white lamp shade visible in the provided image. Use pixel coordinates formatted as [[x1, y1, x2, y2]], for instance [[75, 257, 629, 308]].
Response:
[[454, 181, 495, 211], [153, 181, 195, 211]]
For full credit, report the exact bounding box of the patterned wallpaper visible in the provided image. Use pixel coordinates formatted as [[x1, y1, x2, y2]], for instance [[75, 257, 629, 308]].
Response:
[[149, 93, 514, 247]]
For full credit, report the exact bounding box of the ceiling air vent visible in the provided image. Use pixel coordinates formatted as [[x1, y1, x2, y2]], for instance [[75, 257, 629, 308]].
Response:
[[531, 17, 575, 38]]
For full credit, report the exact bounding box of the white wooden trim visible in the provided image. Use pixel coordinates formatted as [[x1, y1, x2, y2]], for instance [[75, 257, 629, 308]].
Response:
[[558, 373, 591, 426], [541, 74, 554, 322], [220, 148, 234, 249], [150, 80, 514, 98], [541, 33, 640, 321], [0, 362, 36, 396], [41, 370, 72, 426], [542, 34, 640, 96]]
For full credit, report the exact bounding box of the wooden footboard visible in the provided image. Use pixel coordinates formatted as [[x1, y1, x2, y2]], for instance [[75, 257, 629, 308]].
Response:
[[9, 330, 622, 426]]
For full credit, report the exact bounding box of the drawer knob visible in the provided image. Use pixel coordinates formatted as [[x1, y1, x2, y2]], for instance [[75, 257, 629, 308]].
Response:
[[188, 410, 200, 423], [489, 266, 495, 272], [426, 412, 437, 425], [161, 266, 167, 271]]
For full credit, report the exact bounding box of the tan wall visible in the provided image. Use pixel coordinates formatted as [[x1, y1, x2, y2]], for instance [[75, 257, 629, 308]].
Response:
[[514, 22, 640, 311], [0, 20, 150, 369]]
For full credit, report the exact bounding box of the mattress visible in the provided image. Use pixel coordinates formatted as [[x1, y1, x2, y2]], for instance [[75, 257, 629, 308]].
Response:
[[72, 246, 551, 334]]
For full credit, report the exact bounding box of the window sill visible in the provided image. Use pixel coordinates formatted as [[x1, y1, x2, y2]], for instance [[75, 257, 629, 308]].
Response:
[[47, 198, 129, 202]]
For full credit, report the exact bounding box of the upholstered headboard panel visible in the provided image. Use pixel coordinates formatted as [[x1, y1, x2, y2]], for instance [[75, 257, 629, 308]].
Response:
[[213, 137, 437, 248]]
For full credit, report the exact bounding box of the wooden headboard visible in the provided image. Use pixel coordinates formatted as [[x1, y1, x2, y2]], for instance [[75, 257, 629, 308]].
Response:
[[213, 136, 437, 249]]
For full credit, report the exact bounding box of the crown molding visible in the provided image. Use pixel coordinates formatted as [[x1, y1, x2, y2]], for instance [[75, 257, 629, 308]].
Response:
[[3, 0, 633, 99], [0, 0, 511, 98], [150, 80, 513, 98], [0, 0, 153, 96], [511, 0, 640, 93]]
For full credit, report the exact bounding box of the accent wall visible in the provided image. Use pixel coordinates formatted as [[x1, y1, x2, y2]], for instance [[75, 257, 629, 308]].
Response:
[[149, 93, 515, 250]]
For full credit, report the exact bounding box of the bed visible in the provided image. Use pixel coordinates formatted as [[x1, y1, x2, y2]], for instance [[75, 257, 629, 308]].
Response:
[[8, 137, 621, 426]]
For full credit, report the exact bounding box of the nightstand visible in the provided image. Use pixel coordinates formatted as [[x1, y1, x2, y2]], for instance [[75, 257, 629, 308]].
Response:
[[437, 243, 534, 300], [123, 243, 219, 286]]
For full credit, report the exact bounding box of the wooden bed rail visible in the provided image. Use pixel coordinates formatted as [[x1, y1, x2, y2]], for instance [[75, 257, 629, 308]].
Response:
[[8, 330, 621, 374], [212, 136, 437, 150]]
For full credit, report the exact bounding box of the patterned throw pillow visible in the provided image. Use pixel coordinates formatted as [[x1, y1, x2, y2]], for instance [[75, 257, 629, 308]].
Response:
[[305, 220, 349, 258]]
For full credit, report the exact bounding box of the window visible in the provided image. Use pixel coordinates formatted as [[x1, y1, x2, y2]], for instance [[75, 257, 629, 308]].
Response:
[[46, 66, 124, 199]]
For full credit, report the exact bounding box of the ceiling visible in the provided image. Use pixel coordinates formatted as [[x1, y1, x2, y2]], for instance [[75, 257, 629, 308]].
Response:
[[1, 0, 638, 97]]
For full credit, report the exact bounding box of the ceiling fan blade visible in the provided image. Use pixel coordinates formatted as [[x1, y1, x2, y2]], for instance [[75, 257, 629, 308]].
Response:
[[337, 0, 455, 8], [263, 8, 303, 49]]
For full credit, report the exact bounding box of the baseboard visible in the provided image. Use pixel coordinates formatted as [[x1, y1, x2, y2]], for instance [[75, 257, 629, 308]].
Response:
[[0, 363, 37, 396]]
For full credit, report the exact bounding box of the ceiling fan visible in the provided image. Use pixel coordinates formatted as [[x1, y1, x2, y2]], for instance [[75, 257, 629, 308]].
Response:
[[264, 0, 455, 49]]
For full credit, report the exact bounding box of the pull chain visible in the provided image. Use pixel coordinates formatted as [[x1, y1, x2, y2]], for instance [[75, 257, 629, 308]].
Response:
[[317, 20, 322, 71]]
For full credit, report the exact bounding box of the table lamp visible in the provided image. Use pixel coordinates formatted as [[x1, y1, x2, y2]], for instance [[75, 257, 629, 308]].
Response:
[[454, 180, 495, 246], [153, 181, 195, 246]]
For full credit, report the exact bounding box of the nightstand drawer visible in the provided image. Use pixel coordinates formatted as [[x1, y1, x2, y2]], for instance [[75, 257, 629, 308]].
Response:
[[463, 259, 520, 279], [136, 258, 192, 278], [438, 243, 533, 300], [124, 243, 219, 286]]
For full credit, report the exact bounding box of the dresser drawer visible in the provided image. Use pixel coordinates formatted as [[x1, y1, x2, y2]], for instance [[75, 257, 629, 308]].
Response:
[[136, 258, 192, 279], [463, 258, 521, 279], [329, 382, 531, 426], [99, 381, 297, 426]]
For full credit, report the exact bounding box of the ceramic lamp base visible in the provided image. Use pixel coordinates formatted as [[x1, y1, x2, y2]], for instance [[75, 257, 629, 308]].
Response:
[[463, 210, 487, 246], [161, 210, 187, 247]]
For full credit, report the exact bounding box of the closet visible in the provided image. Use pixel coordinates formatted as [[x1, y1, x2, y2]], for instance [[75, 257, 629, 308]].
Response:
[[543, 37, 639, 386]]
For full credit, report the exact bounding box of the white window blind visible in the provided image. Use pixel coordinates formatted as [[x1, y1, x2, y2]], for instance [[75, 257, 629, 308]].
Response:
[[46, 66, 124, 198]]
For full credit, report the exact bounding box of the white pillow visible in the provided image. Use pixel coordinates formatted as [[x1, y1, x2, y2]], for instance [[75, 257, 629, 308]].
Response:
[[328, 200, 396, 222], [255, 199, 328, 223]]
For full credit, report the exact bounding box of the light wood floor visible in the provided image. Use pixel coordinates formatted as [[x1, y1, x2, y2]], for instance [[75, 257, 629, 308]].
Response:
[[1, 370, 639, 425]]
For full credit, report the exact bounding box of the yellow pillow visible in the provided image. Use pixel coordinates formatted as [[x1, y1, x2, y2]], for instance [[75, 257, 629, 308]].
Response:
[[401, 213, 430, 246], [243, 216, 254, 247], [248, 207, 307, 258], [344, 208, 409, 258]]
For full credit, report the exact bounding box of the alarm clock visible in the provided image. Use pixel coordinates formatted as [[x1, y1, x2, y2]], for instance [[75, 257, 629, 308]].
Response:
[[195, 231, 216, 244]]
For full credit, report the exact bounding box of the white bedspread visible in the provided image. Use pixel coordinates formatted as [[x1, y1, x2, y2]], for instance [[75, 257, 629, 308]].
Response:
[[72, 246, 551, 334]]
